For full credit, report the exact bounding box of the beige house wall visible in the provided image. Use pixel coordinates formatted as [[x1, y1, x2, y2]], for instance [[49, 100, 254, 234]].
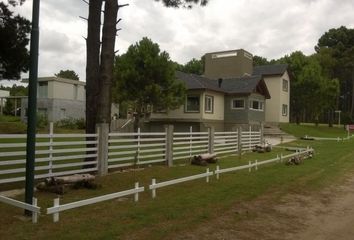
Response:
[[50, 81, 85, 101], [150, 90, 225, 121], [264, 71, 290, 123], [201, 90, 224, 120]]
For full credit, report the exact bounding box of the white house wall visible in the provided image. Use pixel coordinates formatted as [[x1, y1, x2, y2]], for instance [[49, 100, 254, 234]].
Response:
[[264, 72, 290, 123]]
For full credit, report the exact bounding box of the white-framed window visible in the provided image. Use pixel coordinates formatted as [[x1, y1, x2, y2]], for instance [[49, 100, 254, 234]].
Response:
[[185, 95, 200, 113], [282, 79, 288, 92], [282, 104, 288, 116], [231, 99, 245, 109], [205, 95, 214, 113], [249, 100, 264, 111]]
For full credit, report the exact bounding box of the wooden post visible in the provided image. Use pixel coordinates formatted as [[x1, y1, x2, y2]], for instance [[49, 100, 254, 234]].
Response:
[[137, 127, 141, 164], [49, 122, 53, 175], [164, 125, 174, 167], [189, 126, 193, 158], [96, 123, 109, 176], [216, 165, 220, 180], [208, 126, 215, 154]]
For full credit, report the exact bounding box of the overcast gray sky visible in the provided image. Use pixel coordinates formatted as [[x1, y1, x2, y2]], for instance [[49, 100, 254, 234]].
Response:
[[9, 0, 354, 81]]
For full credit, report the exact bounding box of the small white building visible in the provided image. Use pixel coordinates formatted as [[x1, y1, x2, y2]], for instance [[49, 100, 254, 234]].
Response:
[[21, 77, 85, 122]]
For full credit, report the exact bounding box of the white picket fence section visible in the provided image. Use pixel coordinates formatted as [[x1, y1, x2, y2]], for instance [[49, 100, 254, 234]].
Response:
[[0, 131, 98, 184], [47, 182, 144, 222], [0, 126, 261, 184], [0, 195, 40, 223], [241, 126, 261, 150], [173, 127, 209, 161], [108, 129, 167, 170], [149, 168, 213, 198], [214, 131, 238, 155]]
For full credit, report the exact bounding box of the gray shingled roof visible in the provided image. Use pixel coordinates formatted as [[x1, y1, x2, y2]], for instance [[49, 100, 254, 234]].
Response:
[[176, 71, 270, 98], [253, 64, 288, 76]]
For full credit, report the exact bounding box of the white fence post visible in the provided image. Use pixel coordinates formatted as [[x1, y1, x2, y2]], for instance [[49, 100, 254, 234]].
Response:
[[151, 178, 156, 199], [238, 127, 242, 157], [206, 168, 210, 183], [96, 123, 109, 176], [248, 161, 252, 172], [249, 125, 252, 148], [53, 198, 60, 222], [280, 153, 283, 163], [137, 128, 141, 164], [189, 126, 193, 158], [255, 160, 258, 171], [32, 197, 38, 223], [260, 123, 264, 144], [164, 125, 174, 167], [134, 182, 140, 202], [49, 122, 54, 175], [216, 166, 220, 180]]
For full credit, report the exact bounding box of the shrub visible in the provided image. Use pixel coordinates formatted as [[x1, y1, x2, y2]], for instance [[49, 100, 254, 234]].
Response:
[[55, 118, 86, 130]]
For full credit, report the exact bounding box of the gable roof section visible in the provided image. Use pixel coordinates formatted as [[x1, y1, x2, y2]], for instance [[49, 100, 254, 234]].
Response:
[[176, 71, 221, 92], [176, 71, 270, 99], [253, 64, 288, 76], [221, 75, 270, 99]]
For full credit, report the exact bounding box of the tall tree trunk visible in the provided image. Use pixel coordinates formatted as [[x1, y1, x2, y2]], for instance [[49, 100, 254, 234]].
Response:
[[86, 0, 102, 134], [97, 0, 119, 125]]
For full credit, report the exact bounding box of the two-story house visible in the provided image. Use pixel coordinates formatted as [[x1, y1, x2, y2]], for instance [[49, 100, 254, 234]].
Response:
[[21, 76, 86, 122], [149, 71, 270, 132], [148, 49, 290, 132]]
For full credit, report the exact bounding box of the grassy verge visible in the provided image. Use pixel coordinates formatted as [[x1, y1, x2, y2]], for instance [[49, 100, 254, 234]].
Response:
[[0, 124, 354, 239]]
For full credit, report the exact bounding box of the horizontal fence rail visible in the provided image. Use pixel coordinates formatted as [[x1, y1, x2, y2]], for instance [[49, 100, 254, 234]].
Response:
[[149, 168, 213, 198], [0, 195, 40, 223], [0, 123, 98, 184], [215, 148, 314, 179], [1, 124, 262, 184], [108, 129, 167, 170], [47, 182, 144, 222]]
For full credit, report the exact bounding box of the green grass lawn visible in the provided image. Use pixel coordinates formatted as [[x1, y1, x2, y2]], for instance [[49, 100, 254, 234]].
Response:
[[280, 122, 349, 138], [0, 124, 353, 239]]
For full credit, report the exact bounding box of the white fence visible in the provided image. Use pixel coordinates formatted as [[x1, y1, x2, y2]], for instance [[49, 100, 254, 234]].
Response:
[[42, 146, 313, 223], [0, 125, 261, 184], [214, 131, 238, 155], [108, 129, 167, 169], [173, 128, 209, 161], [0, 130, 98, 184], [215, 148, 314, 179], [0, 195, 40, 223], [47, 182, 144, 222], [149, 168, 213, 198]]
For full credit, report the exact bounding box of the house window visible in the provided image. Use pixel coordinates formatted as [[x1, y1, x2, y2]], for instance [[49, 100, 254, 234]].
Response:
[[38, 82, 48, 98], [282, 104, 288, 116], [185, 95, 200, 112], [205, 95, 214, 113], [282, 79, 288, 92], [249, 100, 264, 111], [231, 99, 245, 109]]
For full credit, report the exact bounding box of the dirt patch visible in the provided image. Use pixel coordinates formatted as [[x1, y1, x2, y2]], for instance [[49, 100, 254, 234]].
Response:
[[170, 172, 354, 240]]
